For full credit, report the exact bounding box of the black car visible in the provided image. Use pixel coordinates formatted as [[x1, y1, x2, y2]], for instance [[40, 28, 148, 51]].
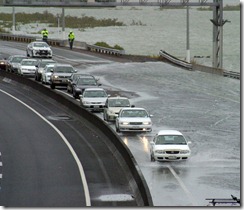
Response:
[[72, 74, 101, 99], [6, 55, 27, 73], [0, 55, 8, 71], [67, 73, 87, 94]]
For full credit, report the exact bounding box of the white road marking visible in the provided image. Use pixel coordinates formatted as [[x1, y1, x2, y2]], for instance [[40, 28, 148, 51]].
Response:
[[0, 89, 91, 206], [168, 165, 198, 206]]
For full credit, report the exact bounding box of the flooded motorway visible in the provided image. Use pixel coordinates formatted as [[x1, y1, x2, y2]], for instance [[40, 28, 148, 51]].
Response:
[[79, 61, 240, 206]]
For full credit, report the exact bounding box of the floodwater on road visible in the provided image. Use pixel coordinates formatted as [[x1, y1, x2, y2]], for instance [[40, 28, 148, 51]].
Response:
[[79, 61, 240, 206]]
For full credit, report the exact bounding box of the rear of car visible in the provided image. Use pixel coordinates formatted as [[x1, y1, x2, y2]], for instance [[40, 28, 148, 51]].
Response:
[[103, 96, 131, 122], [50, 64, 76, 89], [150, 130, 191, 162], [79, 88, 108, 112]]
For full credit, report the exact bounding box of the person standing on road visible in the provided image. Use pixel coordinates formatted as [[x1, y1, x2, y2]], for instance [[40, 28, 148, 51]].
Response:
[[41, 28, 48, 43], [68, 30, 75, 50]]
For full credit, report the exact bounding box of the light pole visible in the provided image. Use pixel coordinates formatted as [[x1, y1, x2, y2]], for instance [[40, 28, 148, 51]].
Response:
[[186, 5, 190, 63], [57, 14, 60, 38]]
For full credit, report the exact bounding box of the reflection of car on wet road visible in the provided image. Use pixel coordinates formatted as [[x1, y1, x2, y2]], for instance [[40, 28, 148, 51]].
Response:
[[79, 87, 109, 112], [150, 130, 191, 162], [103, 96, 131, 122], [115, 107, 152, 133]]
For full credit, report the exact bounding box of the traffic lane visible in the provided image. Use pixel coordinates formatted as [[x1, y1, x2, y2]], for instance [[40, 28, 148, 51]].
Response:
[[0, 78, 138, 206], [81, 62, 240, 206], [0, 89, 86, 207]]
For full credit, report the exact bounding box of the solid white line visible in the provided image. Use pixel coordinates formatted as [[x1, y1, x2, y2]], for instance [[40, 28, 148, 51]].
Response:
[[168, 165, 198, 206], [0, 89, 91, 206], [0, 162, 2, 167], [0, 174, 2, 179]]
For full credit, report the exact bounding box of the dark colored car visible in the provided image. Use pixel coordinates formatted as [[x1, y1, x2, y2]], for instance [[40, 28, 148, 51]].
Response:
[[72, 74, 101, 99], [0, 55, 8, 71], [6, 55, 27, 73], [67, 73, 88, 94]]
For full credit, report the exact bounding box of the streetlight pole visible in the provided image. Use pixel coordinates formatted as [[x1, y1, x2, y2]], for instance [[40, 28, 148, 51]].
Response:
[[186, 5, 190, 63]]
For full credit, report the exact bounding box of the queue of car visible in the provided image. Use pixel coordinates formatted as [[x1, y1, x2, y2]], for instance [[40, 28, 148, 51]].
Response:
[[2, 40, 192, 163]]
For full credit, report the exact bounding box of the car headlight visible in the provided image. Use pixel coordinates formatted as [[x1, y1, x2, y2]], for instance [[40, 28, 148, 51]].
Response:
[[143, 121, 151, 125], [82, 101, 90, 105], [121, 122, 129, 125], [0, 61, 5, 65], [155, 150, 165, 154], [180, 150, 190, 154], [53, 75, 59, 79]]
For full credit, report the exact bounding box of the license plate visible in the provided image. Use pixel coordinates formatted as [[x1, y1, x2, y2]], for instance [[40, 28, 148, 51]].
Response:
[[168, 156, 177, 160]]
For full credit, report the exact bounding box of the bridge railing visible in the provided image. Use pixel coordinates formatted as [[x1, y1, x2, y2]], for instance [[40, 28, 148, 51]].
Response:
[[0, 33, 125, 56]]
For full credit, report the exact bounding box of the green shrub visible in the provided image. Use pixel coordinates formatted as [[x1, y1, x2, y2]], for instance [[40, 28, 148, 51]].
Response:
[[94, 42, 124, 50]]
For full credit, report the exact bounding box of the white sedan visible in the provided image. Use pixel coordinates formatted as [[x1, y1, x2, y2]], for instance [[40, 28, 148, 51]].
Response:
[[41, 64, 55, 84], [26, 41, 52, 58], [150, 130, 191, 162], [115, 107, 152, 133], [79, 88, 109, 112], [18, 58, 38, 76]]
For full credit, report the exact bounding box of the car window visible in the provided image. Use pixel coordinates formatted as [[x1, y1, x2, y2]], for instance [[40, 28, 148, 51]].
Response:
[[33, 43, 48, 48], [121, 110, 148, 118], [12, 57, 25, 63], [55, 66, 74, 73], [77, 78, 96, 85], [109, 99, 130, 107], [21, 60, 37, 66], [84, 90, 106, 98], [156, 135, 186, 145]]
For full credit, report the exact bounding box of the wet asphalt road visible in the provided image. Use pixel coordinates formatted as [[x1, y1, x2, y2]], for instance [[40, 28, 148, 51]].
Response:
[[0, 41, 241, 206]]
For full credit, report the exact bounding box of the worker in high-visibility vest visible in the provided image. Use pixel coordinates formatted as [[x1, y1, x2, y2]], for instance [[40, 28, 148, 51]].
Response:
[[68, 30, 75, 50], [41, 28, 48, 43]]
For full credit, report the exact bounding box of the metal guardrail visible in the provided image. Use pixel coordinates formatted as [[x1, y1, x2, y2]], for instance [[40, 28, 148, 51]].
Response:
[[87, 44, 125, 56], [223, 70, 240, 80], [159, 50, 193, 70], [0, 33, 125, 56]]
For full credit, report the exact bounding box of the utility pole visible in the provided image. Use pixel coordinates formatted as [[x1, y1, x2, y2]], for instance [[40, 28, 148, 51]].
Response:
[[12, 7, 15, 33]]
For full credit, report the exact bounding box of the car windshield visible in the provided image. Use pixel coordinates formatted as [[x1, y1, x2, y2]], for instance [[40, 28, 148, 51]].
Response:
[[156, 135, 187, 145], [33, 42, 49, 48], [45, 67, 54, 72], [54, 66, 74, 73], [21, 60, 37, 66], [108, 99, 130, 107], [40, 61, 55, 67], [84, 90, 107, 98], [121, 110, 148, 118], [77, 78, 96, 85], [12, 57, 25, 63]]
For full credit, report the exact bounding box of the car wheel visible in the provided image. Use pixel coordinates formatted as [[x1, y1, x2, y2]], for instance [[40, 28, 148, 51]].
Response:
[[50, 83, 55, 89], [103, 112, 107, 121], [150, 154, 155, 162], [73, 91, 79, 99], [116, 126, 120, 133]]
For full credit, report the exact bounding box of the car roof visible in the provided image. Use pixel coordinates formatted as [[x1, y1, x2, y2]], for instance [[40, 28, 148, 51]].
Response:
[[54, 63, 73, 67], [157, 130, 183, 136], [120, 107, 146, 111], [45, 64, 55, 67], [21, 58, 37, 62], [84, 87, 105, 91], [31, 41, 48, 44], [108, 96, 129, 100]]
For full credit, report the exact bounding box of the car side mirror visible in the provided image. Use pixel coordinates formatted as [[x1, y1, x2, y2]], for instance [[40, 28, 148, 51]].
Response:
[[50, 69, 53, 72], [149, 114, 153, 117], [150, 141, 155, 145], [79, 95, 83, 98], [131, 105, 135, 108], [187, 141, 192, 144]]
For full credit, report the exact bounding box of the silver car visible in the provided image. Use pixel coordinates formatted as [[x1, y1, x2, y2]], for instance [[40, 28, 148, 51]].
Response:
[[103, 96, 131, 122], [26, 41, 52, 58], [115, 107, 152, 133], [18, 58, 38, 76], [80, 88, 109, 112], [50, 64, 76, 89]]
